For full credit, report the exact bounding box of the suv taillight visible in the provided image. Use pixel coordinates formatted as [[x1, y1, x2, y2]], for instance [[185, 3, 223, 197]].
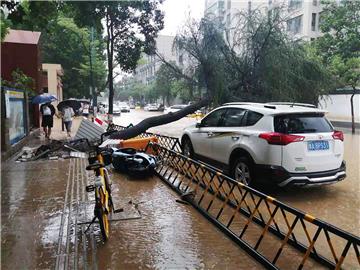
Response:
[[332, 130, 344, 141], [259, 132, 305, 145]]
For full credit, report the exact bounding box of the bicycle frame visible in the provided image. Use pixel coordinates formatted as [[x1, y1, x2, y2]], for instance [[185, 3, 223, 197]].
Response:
[[95, 153, 111, 214]]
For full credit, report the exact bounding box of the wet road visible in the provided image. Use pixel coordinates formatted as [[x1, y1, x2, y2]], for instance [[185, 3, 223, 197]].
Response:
[[114, 110, 360, 236], [1, 110, 358, 269]]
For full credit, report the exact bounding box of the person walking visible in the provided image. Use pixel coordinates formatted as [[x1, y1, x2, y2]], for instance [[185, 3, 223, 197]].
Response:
[[62, 105, 75, 137], [40, 102, 56, 139], [82, 103, 90, 117]]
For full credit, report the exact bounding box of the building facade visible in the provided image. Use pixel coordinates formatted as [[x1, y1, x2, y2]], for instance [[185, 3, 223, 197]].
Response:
[[205, 0, 323, 41], [42, 64, 64, 106], [271, 0, 323, 41], [133, 35, 178, 85]]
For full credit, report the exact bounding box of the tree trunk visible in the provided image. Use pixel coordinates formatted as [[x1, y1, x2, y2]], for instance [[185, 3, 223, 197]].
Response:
[[110, 97, 210, 139], [350, 87, 355, 134], [106, 10, 114, 122]]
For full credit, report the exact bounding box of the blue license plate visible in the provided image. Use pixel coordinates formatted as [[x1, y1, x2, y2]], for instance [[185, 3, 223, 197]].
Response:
[[308, 140, 329, 151]]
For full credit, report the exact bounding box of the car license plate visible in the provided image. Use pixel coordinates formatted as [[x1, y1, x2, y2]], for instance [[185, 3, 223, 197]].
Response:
[[308, 140, 329, 151]]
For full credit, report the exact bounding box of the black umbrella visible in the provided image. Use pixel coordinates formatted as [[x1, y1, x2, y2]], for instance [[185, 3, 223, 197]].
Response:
[[57, 99, 81, 113]]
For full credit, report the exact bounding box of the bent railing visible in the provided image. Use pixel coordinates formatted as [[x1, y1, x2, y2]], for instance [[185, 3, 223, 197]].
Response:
[[109, 124, 182, 152], [148, 143, 360, 270]]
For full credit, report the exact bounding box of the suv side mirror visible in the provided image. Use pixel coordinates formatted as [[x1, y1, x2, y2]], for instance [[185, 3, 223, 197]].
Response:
[[195, 120, 202, 128]]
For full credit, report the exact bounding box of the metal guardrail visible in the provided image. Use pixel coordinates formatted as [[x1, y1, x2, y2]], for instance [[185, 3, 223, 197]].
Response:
[[148, 143, 360, 270], [109, 124, 360, 269]]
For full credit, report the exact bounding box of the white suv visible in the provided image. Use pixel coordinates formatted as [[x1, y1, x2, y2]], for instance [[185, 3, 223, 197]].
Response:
[[181, 102, 346, 187]]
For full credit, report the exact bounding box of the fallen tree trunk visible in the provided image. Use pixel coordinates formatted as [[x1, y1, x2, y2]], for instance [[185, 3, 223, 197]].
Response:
[[109, 98, 210, 139]]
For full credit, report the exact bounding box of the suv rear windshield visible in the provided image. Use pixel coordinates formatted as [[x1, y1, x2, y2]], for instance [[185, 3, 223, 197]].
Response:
[[274, 114, 333, 134]]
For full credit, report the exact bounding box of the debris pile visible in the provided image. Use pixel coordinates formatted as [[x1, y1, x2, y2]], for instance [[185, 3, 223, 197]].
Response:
[[15, 139, 87, 162]]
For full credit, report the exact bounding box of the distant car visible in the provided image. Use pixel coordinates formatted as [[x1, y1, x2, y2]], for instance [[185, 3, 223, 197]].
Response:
[[144, 103, 161, 111], [118, 102, 130, 112], [113, 104, 121, 115], [181, 102, 346, 187], [129, 103, 135, 109], [164, 104, 188, 114]]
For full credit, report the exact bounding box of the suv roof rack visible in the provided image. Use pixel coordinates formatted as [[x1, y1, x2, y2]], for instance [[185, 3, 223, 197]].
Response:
[[223, 102, 263, 106], [267, 102, 316, 108]]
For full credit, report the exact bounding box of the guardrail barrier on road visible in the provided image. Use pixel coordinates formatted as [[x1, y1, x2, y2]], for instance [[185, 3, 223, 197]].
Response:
[[148, 143, 360, 270], [109, 124, 359, 269]]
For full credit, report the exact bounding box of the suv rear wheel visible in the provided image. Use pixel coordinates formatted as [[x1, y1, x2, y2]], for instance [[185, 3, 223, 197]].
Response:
[[182, 137, 194, 158], [231, 156, 253, 186]]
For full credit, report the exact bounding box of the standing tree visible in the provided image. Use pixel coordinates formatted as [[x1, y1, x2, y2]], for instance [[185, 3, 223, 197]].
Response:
[[69, 1, 164, 121], [315, 0, 360, 133], [42, 16, 106, 98]]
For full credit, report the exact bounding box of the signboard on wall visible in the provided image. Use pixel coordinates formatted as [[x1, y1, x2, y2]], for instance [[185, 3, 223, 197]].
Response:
[[4, 88, 27, 145]]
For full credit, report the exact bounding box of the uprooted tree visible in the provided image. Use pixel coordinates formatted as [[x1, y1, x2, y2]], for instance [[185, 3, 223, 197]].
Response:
[[111, 7, 333, 139]]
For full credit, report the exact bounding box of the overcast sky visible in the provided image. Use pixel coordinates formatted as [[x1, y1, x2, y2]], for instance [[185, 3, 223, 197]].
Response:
[[159, 0, 205, 36]]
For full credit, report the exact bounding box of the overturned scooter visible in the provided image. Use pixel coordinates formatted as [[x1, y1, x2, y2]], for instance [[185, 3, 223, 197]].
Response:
[[112, 148, 157, 178]]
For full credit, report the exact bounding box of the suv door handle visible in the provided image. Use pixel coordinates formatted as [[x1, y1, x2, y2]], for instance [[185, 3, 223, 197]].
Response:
[[207, 132, 214, 137]]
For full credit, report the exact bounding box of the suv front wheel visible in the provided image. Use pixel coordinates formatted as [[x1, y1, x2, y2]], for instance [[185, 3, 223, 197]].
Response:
[[182, 137, 194, 159], [231, 156, 253, 186]]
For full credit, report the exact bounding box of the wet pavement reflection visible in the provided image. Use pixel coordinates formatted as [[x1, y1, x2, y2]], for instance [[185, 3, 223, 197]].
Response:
[[98, 173, 262, 269], [1, 159, 262, 269]]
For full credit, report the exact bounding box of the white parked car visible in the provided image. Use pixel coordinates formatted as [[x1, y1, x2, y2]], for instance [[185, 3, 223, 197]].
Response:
[[113, 104, 121, 115], [164, 104, 188, 114], [118, 102, 130, 112], [144, 103, 161, 111], [181, 102, 346, 187]]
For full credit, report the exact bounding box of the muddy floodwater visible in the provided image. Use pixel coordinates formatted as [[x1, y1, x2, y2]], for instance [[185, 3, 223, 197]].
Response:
[[97, 173, 262, 269], [1, 159, 262, 269]]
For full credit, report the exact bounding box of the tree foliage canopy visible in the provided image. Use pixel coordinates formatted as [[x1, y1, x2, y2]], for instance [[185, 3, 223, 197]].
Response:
[[67, 1, 165, 113], [316, 0, 360, 88], [171, 8, 333, 106], [1, 1, 107, 98]]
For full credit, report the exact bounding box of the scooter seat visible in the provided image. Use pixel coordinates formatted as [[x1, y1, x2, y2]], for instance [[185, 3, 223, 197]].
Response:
[[86, 162, 104, 171]]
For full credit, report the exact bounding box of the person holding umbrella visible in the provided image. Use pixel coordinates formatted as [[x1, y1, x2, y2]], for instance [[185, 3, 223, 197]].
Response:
[[57, 99, 81, 136], [40, 102, 56, 139], [32, 93, 57, 139]]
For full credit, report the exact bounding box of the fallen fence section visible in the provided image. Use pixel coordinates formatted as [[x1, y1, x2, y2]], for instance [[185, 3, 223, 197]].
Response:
[[109, 124, 182, 152], [149, 143, 360, 270]]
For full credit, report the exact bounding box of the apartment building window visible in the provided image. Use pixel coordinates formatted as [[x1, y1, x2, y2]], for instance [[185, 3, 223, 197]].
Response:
[[227, 0, 231, 9], [312, 0, 317, 6], [218, 1, 224, 10], [311, 13, 317, 31], [269, 0, 272, 5], [318, 11, 325, 28], [287, 15, 303, 34], [226, 13, 231, 27], [288, 0, 303, 10], [179, 54, 183, 66]]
